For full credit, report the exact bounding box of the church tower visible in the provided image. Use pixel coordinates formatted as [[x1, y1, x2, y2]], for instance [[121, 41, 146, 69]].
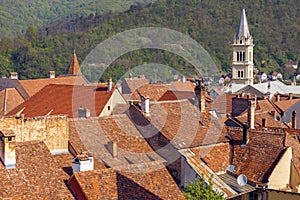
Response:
[[231, 9, 254, 85]]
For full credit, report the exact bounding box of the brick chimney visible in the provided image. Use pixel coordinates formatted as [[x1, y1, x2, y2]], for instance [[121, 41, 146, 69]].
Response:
[[10, 72, 18, 80], [195, 80, 206, 113], [72, 152, 94, 172], [49, 71, 55, 78], [289, 93, 293, 100], [107, 77, 112, 92], [292, 110, 297, 129], [248, 100, 256, 129], [0, 130, 16, 169]]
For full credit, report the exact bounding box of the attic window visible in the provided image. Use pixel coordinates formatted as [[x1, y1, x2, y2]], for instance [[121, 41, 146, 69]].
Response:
[[108, 106, 111, 111], [8, 137, 12, 141]]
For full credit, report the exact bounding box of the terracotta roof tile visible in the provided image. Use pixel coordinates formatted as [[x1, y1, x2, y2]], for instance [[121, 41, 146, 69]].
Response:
[[170, 80, 195, 91], [129, 100, 228, 149], [19, 76, 88, 97], [122, 78, 149, 94], [228, 128, 286, 183], [212, 93, 236, 115], [130, 84, 169, 101], [0, 141, 73, 199], [69, 114, 164, 168], [69, 162, 185, 200], [275, 99, 300, 112], [7, 84, 114, 118], [191, 143, 231, 173]]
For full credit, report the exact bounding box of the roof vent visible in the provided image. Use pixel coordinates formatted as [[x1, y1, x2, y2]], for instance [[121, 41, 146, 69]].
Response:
[[72, 152, 94, 172]]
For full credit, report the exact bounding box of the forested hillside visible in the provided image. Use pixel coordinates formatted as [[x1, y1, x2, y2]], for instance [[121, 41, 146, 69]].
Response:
[[0, 0, 299, 81], [0, 0, 154, 36]]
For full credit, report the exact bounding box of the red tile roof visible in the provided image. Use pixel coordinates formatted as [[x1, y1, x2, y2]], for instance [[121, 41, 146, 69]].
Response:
[[69, 161, 185, 200], [7, 84, 114, 118], [68, 52, 82, 75], [69, 115, 164, 168], [212, 93, 236, 115], [0, 141, 73, 199], [130, 84, 169, 101], [170, 80, 195, 91], [19, 76, 88, 97], [0, 88, 25, 115], [122, 78, 149, 94], [275, 99, 300, 112], [191, 143, 231, 173], [228, 128, 287, 184], [129, 100, 228, 149]]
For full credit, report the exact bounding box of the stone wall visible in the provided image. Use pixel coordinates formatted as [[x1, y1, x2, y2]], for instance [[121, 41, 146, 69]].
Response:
[[0, 115, 68, 152]]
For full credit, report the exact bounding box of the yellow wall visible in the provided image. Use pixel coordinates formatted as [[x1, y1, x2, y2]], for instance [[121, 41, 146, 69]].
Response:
[[268, 147, 292, 189], [268, 190, 300, 200], [0, 115, 68, 152], [290, 160, 300, 192], [100, 89, 126, 117]]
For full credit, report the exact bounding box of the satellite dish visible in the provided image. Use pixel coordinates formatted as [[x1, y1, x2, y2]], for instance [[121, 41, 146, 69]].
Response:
[[237, 174, 247, 186]]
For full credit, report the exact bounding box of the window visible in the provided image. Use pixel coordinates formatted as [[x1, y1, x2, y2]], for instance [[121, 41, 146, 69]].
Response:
[[243, 52, 245, 61], [108, 106, 110, 111], [8, 137, 12, 141], [249, 52, 252, 61], [237, 70, 244, 78], [240, 40, 242, 44]]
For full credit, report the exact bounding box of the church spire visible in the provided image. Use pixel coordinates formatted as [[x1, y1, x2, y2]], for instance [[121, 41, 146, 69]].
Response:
[[236, 9, 251, 40], [68, 50, 82, 75]]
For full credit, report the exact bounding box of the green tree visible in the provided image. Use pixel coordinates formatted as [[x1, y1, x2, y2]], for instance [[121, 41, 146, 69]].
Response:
[[182, 175, 225, 200]]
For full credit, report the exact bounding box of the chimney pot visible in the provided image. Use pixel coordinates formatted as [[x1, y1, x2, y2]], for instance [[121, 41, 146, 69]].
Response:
[[276, 94, 280, 102], [49, 71, 55, 78], [248, 100, 256, 129], [10, 72, 18, 80], [107, 77, 112, 92], [141, 96, 150, 116], [112, 142, 118, 159], [0, 130, 16, 169]]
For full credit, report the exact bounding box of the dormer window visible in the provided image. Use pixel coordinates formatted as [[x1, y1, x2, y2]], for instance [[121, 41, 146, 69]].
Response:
[[8, 137, 12, 142], [240, 40, 242, 44]]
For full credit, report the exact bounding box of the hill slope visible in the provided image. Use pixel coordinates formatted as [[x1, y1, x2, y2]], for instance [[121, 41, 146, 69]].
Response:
[[0, 0, 299, 81], [0, 0, 155, 36]]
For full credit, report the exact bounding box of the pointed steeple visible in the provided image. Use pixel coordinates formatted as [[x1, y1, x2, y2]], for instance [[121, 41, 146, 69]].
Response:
[[68, 50, 82, 75], [236, 9, 251, 40]]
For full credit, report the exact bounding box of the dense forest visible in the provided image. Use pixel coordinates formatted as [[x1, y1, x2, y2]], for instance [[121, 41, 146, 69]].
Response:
[[0, 0, 155, 36], [0, 0, 299, 81]]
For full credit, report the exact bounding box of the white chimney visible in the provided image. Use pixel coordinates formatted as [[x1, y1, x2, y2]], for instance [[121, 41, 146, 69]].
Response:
[[181, 75, 186, 83], [248, 100, 256, 129], [72, 152, 94, 172], [0, 130, 16, 169], [107, 77, 112, 92], [10, 72, 18, 80], [113, 142, 117, 160], [141, 96, 150, 116], [49, 71, 55, 78]]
